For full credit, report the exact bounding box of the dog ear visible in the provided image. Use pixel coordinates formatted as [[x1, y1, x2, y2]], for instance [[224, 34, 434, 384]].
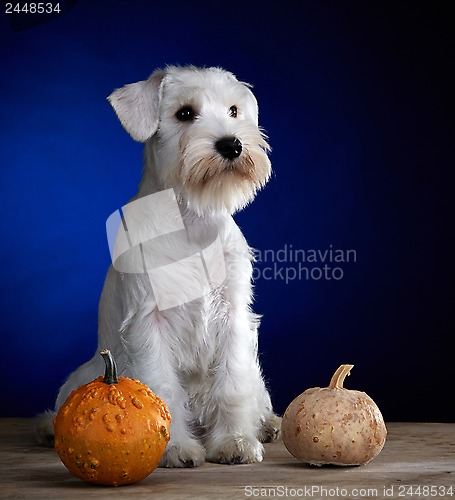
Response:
[[107, 70, 166, 142], [234, 79, 259, 126]]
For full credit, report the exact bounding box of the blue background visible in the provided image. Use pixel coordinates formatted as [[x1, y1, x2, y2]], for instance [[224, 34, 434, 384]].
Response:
[[0, 1, 452, 421]]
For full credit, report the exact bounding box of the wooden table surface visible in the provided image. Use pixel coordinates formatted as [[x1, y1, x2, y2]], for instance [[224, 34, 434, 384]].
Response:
[[0, 419, 454, 499]]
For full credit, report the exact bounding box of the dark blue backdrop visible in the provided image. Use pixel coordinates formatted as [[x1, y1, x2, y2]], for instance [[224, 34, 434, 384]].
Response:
[[1, 1, 452, 421]]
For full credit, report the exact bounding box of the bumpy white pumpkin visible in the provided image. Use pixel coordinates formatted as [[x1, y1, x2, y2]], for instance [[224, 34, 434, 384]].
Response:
[[281, 364, 387, 466]]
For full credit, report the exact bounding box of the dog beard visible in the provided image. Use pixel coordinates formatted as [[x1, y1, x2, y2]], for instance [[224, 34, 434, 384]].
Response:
[[178, 127, 271, 215]]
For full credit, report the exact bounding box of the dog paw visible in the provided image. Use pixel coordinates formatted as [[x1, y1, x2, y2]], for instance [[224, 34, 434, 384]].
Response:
[[159, 439, 206, 468], [206, 437, 264, 465], [258, 413, 282, 443]]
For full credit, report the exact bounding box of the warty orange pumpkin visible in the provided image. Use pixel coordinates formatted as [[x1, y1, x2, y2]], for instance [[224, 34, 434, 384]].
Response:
[[54, 349, 171, 486]]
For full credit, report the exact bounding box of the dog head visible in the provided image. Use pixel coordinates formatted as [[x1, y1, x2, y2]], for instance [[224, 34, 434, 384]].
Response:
[[108, 66, 271, 215]]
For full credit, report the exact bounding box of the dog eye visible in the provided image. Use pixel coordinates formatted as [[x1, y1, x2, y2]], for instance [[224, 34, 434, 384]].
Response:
[[175, 106, 196, 122], [229, 105, 238, 118]]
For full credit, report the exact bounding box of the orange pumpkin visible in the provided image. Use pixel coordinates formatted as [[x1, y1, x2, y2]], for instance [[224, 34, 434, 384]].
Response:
[[54, 349, 171, 486]]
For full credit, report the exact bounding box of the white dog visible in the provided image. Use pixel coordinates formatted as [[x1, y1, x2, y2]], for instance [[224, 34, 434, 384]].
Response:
[[37, 65, 280, 467]]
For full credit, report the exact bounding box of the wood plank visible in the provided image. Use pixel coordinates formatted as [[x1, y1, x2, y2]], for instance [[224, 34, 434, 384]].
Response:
[[0, 419, 454, 499]]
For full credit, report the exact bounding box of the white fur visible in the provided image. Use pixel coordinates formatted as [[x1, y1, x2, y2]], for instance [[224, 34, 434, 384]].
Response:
[[36, 66, 280, 466]]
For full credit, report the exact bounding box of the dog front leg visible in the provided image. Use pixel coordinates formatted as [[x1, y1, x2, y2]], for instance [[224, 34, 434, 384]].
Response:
[[123, 307, 206, 468], [203, 307, 267, 464], [157, 374, 206, 468]]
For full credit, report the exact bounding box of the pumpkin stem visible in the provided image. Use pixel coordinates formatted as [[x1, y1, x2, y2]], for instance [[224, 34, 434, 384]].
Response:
[[328, 364, 354, 389], [100, 349, 119, 385]]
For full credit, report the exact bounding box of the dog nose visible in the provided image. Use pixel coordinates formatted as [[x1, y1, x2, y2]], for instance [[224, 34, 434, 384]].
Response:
[[215, 137, 243, 160]]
